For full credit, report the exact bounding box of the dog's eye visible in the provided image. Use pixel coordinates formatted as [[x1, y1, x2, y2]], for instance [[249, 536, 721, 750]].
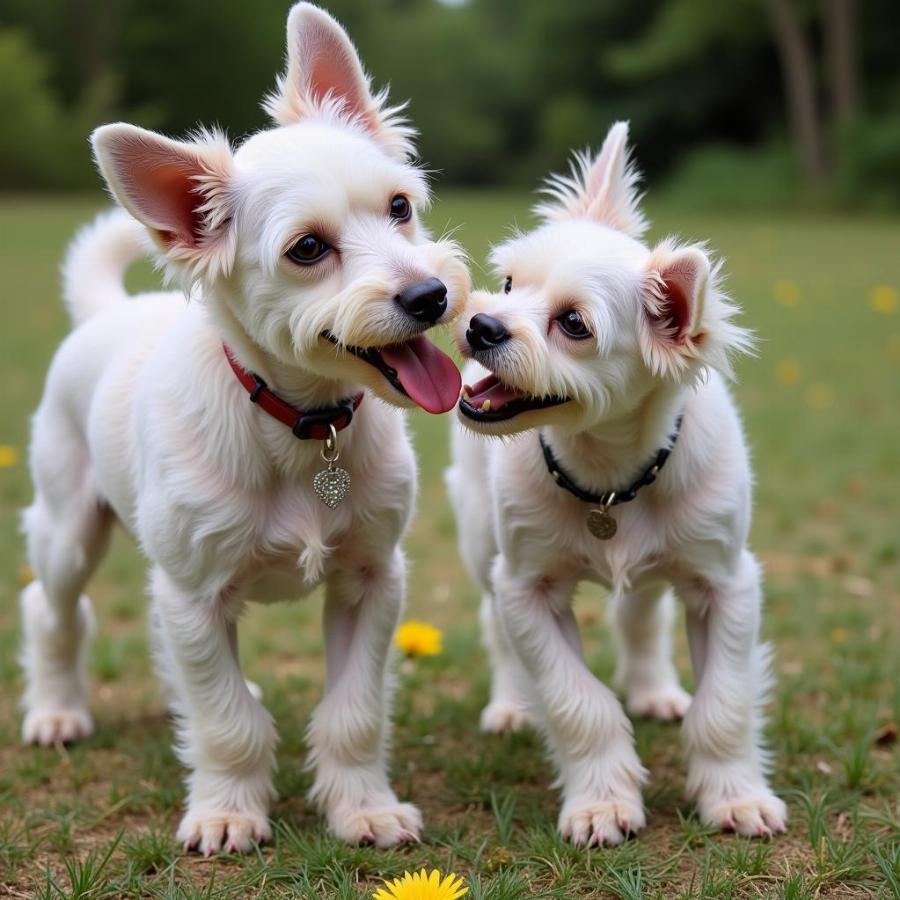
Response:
[[286, 234, 330, 265], [556, 310, 591, 340], [389, 195, 412, 223], [503, 276, 512, 294]]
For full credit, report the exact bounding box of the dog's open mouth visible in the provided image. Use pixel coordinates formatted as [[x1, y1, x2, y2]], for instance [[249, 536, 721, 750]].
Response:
[[458, 373, 568, 422], [323, 332, 461, 414]]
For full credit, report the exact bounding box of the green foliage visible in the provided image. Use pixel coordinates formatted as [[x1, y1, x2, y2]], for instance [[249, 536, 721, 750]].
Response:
[[833, 113, 900, 210], [0, 0, 899, 206], [655, 142, 801, 211], [0, 27, 116, 189], [605, 0, 761, 79]]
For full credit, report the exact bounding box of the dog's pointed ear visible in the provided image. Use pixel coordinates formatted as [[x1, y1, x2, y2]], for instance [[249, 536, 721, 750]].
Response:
[[537, 121, 647, 238], [264, 3, 414, 156], [91, 123, 235, 278], [268, 4, 370, 125], [639, 244, 711, 377]]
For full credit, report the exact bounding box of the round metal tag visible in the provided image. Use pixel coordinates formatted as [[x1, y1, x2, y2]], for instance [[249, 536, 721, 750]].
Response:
[[586, 508, 617, 540]]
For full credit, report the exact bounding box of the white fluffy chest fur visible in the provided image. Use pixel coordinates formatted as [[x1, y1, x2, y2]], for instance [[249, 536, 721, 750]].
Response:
[[70, 298, 416, 601], [452, 372, 752, 599]]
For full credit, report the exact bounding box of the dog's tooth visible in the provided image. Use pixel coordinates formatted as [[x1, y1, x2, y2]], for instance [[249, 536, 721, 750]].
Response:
[[462, 384, 472, 399], [481, 399, 491, 412]]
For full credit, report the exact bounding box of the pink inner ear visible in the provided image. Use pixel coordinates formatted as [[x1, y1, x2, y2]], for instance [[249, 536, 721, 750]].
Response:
[[655, 254, 704, 343], [134, 161, 204, 248], [657, 278, 691, 344], [106, 131, 206, 248], [301, 26, 369, 119]]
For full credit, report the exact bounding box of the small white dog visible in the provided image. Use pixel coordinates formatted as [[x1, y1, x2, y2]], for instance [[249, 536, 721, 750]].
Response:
[[20, 3, 468, 854], [446, 122, 786, 845]]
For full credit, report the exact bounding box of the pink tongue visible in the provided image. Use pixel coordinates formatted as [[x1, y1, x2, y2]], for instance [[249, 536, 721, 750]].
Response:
[[380, 335, 462, 414], [468, 375, 524, 410]]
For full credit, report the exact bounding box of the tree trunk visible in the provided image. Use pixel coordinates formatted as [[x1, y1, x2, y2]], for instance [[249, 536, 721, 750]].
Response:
[[761, 0, 829, 183], [825, 0, 860, 123]]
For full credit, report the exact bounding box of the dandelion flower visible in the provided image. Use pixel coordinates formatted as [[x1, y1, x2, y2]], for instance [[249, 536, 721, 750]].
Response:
[[870, 285, 898, 315], [775, 359, 800, 386], [395, 621, 443, 657], [773, 280, 800, 307], [373, 869, 467, 900], [0, 445, 19, 468]]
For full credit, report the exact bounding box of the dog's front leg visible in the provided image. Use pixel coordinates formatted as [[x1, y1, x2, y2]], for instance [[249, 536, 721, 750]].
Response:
[[307, 550, 421, 847], [151, 568, 277, 855], [493, 557, 646, 847], [680, 549, 787, 836]]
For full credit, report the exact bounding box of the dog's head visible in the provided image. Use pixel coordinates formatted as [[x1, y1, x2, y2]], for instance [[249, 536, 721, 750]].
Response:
[[91, 3, 468, 414], [455, 122, 753, 435]]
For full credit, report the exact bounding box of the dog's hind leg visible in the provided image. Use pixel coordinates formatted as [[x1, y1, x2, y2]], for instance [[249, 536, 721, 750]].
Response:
[[21, 423, 113, 745], [609, 583, 691, 722], [307, 550, 422, 847], [479, 593, 536, 733]]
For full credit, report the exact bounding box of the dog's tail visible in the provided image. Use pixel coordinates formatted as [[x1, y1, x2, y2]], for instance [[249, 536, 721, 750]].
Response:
[[61, 209, 148, 325]]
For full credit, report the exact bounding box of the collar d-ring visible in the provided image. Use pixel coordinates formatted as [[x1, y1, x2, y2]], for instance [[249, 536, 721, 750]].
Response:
[[321, 423, 340, 464]]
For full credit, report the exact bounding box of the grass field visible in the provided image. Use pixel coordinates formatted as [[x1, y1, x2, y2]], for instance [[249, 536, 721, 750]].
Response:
[[0, 192, 898, 899]]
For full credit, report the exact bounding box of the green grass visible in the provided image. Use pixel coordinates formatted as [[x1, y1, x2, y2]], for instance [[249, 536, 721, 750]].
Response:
[[1, 192, 899, 898]]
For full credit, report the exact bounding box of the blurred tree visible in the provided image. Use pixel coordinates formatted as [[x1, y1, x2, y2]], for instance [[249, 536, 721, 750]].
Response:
[[825, 0, 859, 123], [606, 0, 873, 188], [760, 0, 828, 182]]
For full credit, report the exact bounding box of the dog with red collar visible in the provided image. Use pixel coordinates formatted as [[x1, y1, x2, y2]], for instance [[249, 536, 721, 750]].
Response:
[[19, 3, 467, 855]]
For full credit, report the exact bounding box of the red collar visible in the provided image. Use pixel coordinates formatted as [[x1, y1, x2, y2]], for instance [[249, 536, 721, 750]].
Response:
[[224, 344, 363, 441]]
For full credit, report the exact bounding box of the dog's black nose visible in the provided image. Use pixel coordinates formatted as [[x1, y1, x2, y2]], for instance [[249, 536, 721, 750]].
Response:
[[395, 278, 448, 324], [466, 313, 510, 352]]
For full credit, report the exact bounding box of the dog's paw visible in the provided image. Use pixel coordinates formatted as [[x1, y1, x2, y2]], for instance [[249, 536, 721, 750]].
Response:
[[697, 788, 788, 837], [329, 802, 423, 848], [23, 707, 93, 746], [626, 684, 692, 722], [480, 700, 535, 734], [178, 809, 272, 855], [558, 795, 646, 847]]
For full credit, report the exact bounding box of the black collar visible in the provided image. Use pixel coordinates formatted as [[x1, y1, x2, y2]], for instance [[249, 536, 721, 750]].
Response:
[[539, 415, 683, 508]]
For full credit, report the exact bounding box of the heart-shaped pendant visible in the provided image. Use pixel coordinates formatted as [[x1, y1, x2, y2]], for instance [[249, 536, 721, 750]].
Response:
[[313, 465, 351, 509]]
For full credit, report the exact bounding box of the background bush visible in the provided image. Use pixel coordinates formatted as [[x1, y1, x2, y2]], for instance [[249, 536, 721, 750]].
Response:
[[0, 0, 899, 209]]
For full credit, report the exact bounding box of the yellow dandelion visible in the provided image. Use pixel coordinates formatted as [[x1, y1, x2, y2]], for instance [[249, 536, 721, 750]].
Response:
[[806, 384, 833, 410], [775, 359, 800, 386], [773, 280, 800, 307], [18, 563, 34, 586], [0, 445, 20, 468], [395, 621, 443, 657], [870, 285, 898, 315], [831, 627, 849, 644], [373, 869, 467, 900]]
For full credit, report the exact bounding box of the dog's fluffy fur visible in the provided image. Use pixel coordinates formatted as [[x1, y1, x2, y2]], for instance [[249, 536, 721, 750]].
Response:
[[20, 3, 469, 854], [446, 122, 786, 845]]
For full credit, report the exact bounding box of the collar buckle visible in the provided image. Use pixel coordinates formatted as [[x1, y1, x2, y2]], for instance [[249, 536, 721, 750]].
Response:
[[291, 399, 356, 441]]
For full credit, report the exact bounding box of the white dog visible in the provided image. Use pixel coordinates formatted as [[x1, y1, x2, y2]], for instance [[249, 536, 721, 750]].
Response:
[[20, 3, 468, 854], [446, 122, 786, 845]]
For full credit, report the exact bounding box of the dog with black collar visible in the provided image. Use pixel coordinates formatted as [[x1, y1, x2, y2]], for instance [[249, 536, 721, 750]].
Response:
[[446, 122, 786, 845]]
